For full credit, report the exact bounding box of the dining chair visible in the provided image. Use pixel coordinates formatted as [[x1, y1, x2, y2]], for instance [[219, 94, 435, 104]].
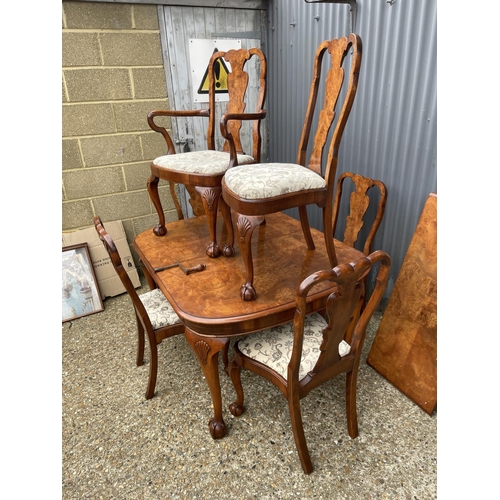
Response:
[[332, 172, 387, 256], [147, 47, 267, 258], [228, 250, 390, 474], [221, 34, 362, 301], [93, 216, 185, 400], [222, 33, 362, 300]]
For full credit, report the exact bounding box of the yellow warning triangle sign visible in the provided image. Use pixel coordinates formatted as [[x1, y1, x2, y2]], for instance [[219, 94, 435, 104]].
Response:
[[197, 48, 230, 94]]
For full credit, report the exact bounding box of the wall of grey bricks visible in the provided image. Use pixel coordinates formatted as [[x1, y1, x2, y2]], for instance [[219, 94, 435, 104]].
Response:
[[62, 1, 178, 264]]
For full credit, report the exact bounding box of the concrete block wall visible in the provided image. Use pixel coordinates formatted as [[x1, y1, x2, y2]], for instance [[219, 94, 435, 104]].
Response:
[[62, 1, 178, 264]]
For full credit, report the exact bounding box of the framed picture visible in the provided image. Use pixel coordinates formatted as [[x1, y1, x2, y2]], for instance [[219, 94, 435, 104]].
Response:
[[62, 243, 104, 322]]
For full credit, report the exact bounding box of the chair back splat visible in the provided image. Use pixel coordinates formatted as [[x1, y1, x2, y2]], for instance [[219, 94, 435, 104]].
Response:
[[210, 48, 267, 163], [228, 250, 390, 474], [93, 216, 184, 400], [298, 38, 360, 181], [222, 35, 362, 300], [147, 47, 267, 260], [332, 172, 387, 256]]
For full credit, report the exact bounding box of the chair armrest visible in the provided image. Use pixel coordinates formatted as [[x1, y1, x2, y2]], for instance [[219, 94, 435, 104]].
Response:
[[219, 110, 267, 166], [147, 109, 210, 155]]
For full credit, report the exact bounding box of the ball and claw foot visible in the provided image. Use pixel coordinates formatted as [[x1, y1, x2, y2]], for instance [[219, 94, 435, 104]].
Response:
[[206, 243, 221, 258], [229, 402, 245, 417], [153, 224, 167, 236], [223, 245, 235, 257], [240, 283, 257, 301], [209, 418, 227, 439]]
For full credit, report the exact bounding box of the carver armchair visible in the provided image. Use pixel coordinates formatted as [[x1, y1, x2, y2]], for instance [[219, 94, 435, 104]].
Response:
[[147, 47, 267, 258], [222, 35, 362, 300], [228, 250, 390, 473]]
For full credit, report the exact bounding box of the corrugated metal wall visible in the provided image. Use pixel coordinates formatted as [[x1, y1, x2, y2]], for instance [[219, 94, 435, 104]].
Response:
[[266, 0, 437, 300]]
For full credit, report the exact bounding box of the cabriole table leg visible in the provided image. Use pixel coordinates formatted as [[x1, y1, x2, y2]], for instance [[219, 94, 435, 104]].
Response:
[[184, 327, 230, 439]]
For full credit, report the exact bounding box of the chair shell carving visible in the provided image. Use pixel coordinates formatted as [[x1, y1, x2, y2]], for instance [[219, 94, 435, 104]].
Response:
[[222, 35, 362, 300], [147, 47, 267, 259], [93, 216, 184, 400], [228, 250, 391, 474]]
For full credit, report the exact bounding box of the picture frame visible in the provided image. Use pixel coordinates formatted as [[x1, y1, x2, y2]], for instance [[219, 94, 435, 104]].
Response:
[[62, 243, 104, 322]]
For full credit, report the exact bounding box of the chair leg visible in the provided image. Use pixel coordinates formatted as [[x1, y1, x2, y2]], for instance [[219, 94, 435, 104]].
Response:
[[147, 175, 167, 237], [236, 213, 265, 301], [298, 206, 315, 251], [222, 340, 230, 375], [145, 331, 159, 400], [196, 186, 222, 258], [345, 370, 359, 439], [287, 387, 313, 474], [169, 181, 184, 220], [218, 195, 235, 257], [322, 205, 338, 267], [228, 358, 245, 417], [141, 263, 157, 291], [136, 313, 145, 367]]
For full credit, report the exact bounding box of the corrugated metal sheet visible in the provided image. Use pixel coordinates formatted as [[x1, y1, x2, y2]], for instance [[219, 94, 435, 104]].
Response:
[[266, 0, 437, 300]]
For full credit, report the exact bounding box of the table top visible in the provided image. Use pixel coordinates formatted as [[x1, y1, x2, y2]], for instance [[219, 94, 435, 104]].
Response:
[[133, 212, 365, 337]]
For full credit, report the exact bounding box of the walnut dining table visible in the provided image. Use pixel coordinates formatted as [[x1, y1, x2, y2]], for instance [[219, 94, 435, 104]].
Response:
[[133, 211, 365, 439]]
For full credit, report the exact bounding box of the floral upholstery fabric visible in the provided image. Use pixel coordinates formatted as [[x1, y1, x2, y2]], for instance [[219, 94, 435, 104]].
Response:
[[139, 288, 181, 330], [153, 150, 254, 175], [236, 312, 351, 381], [223, 163, 326, 200]]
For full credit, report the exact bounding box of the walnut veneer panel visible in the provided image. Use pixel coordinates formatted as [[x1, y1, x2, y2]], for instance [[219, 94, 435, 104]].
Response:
[[366, 193, 437, 415]]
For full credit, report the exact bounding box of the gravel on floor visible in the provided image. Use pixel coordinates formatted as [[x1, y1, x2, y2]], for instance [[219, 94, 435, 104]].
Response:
[[61, 277, 437, 499]]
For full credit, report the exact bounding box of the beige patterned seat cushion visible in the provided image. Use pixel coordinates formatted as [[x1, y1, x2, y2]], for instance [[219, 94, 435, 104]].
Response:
[[223, 163, 326, 199], [139, 288, 181, 330], [153, 150, 254, 176], [236, 312, 351, 381]]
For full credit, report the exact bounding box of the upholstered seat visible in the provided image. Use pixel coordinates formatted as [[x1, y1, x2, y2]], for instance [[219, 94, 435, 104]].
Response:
[[138, 288, 180, 330], [223, 163, 326, 200], [152, 150, 255, 176], [236, 312, 350, 381]]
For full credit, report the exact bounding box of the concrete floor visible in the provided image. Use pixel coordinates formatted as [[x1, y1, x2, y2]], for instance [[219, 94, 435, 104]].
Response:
[[62, 277, 437, 499]]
